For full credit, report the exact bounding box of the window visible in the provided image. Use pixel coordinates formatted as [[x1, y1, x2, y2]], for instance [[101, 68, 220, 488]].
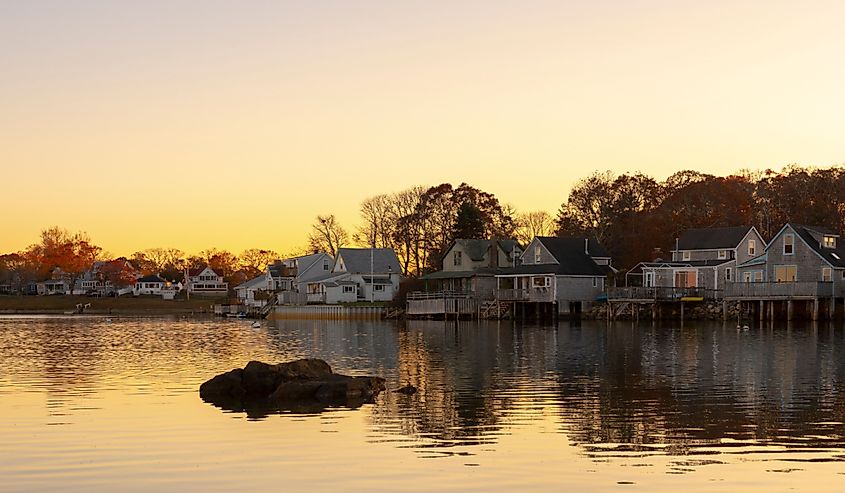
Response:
[[717, 250, 727, 260], [822, 267, 833, 282], [774, 265, 797, 282], [783, 234, 794, 255], [682, 251, 691, 261], [824, 236, 837, 248], [754, 271, 764, 282], [343, 285, 354, 293], [592, 277, 597, 287], [534, 246, 541, 264], [454, 251, 462, 266], [725, 267, 732, 281], [374, 285, 385, 292], [674, 270, 697, 288], [748, 239, 756, 256], [323, 262, 329, 271], [743, 272, 752, 282], [532, 276, 550, 288]]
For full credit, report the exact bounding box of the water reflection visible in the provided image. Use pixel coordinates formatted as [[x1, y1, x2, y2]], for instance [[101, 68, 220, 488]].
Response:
[[3, 316, 845, 490]]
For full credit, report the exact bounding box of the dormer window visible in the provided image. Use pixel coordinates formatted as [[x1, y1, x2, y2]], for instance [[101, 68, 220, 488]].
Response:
[[748, 239, 756, 256], [824, 236, 836, 249], [454, 251, 462, 266], [534, 245, 541, 264], [682, 251, 691, 261], [784, 234, 794, 255], [717, 250, 727, 260], [323, 261, 330, 271]]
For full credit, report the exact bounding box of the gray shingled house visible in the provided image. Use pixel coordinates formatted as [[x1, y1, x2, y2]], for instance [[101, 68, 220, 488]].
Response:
[[494, 236, 613, 316], [630, 226, 764, 299], [418, 239, 523, 299]]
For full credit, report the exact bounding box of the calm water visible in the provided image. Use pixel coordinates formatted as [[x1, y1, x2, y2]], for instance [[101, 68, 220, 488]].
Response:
[[2, 316, 845, 492]]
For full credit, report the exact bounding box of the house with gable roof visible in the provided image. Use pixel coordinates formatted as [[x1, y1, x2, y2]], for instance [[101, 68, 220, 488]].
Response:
[[494, 236, 613, 316], [265, 253, 333, 304], [306, 248, 402, 304], [731, 224, 845, 300], [418, 239, 523, 299], [184, 265, 228, 296], [629, 226, 765, 298]]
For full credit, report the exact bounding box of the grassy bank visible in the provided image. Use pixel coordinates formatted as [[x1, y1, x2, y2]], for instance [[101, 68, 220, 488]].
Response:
[[0, 295, 226, 315]]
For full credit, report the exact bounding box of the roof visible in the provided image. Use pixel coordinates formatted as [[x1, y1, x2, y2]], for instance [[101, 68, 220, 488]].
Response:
[[789, 224, 845, 268], [188, 265, 217, 277], [676, 226, 753, 250], [420, 267, 503, 280], [445, 239, 521, 262], [503, 237, 607, 276], [535, 236, 611, 260], [136, 274, 165, 283], [234, 275, 266, 290], [335, 248, 402, 274]]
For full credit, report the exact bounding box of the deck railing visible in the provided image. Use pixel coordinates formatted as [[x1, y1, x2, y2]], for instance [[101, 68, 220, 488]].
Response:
[[407, 290, 473, 300], [724, 281, 837, 299], [608, 286, 722, 301], [495, 288, 555, 303]]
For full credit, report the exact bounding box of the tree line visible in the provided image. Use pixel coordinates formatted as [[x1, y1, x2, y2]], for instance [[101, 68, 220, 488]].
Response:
[[3, 165, 844, 293]]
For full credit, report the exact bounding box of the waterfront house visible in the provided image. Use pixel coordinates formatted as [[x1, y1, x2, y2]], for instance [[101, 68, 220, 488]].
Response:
[[133, 274, 166, 296], [419, 239, 523, 299], [494, 236, 612, 316], [185, 265, 228, 296], [306, 248, 402, 304], [234, 275, 271, 308], [630, 226, 765, 298], [731, 224, 845, 302]]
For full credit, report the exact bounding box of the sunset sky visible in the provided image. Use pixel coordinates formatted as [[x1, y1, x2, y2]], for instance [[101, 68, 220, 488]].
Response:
[[2, 0, 844, 256]]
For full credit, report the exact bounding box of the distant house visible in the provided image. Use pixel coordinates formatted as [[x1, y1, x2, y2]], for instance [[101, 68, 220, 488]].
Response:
[[495, 236, 612, 315], [133, 274, 167, 296], [234, 275, 270, 308], [631, 226, 765, 297], [419, 239, 523, 300], [734, 224, 845, 293], [185, 265, 228, 296], [267, 253, 333, 292], [36, 278, 70, 295], [306, 248, 402, 304], [74, 260, 137, 296]]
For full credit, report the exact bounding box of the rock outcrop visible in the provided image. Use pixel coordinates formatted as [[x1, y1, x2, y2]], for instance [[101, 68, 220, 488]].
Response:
[[199, 359, 385, 416]]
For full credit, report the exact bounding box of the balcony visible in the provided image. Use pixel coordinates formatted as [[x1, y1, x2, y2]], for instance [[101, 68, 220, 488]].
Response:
[[495, 288, 555, 303], [607, 286, 722, 301], [724, 282, 838, 299]]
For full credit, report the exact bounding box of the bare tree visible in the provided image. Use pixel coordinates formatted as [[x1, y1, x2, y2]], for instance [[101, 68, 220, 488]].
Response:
[[354, 194, 394, 248], [515, 210, 553, 245], [239, 248, 279, 277], [308, 215, 348, 257]]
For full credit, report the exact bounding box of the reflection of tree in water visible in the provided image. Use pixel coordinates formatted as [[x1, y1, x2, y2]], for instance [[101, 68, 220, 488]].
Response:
[[369, 321, 562, 447], [554, 323, 845, 455]]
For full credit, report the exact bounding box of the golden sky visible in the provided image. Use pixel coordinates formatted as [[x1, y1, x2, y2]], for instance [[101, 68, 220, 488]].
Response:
[[2, 0, 844, 256]]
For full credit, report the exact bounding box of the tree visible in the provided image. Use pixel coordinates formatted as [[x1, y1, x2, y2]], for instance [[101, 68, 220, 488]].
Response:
[[308, 215, 348, 257], [28, 226, 103, 293], [239, 248, 279, 278], [451, 202, 485, 239], [515, 210, 554, 245], [99, 259, 138, 291]]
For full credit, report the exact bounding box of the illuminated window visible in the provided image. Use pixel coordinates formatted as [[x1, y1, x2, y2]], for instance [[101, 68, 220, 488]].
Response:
[[824, 236, 836, 248], [774, 265, 797, 282], [682, 251, 691, 261], [822, 267, 832, 282], [718, 250, 727, 260]]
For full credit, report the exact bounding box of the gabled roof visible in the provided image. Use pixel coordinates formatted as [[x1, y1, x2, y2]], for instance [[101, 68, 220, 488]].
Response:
[[335, 248, 402, 274], [444, 239, 521, 262], [188, 265, 219, 277], [535, 236, 611, 261], [136, 274, 165, 283], [788, 224, 845, 268], [513, 237, 609, 276], [420, 267, 504, 280], [234, 275, 266, 290], [676, 226, 754, 250]]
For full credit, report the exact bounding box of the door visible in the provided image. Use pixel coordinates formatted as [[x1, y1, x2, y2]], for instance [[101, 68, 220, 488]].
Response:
[[644, 272, 654, 287]]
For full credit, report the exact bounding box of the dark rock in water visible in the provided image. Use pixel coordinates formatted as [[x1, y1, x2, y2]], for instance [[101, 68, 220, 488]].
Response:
[[199, 358, 385, 416], [394, 384, 417, 395]]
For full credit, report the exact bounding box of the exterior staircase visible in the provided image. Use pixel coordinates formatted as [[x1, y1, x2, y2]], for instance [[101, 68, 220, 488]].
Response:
[[480, 301, 510, 320]]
